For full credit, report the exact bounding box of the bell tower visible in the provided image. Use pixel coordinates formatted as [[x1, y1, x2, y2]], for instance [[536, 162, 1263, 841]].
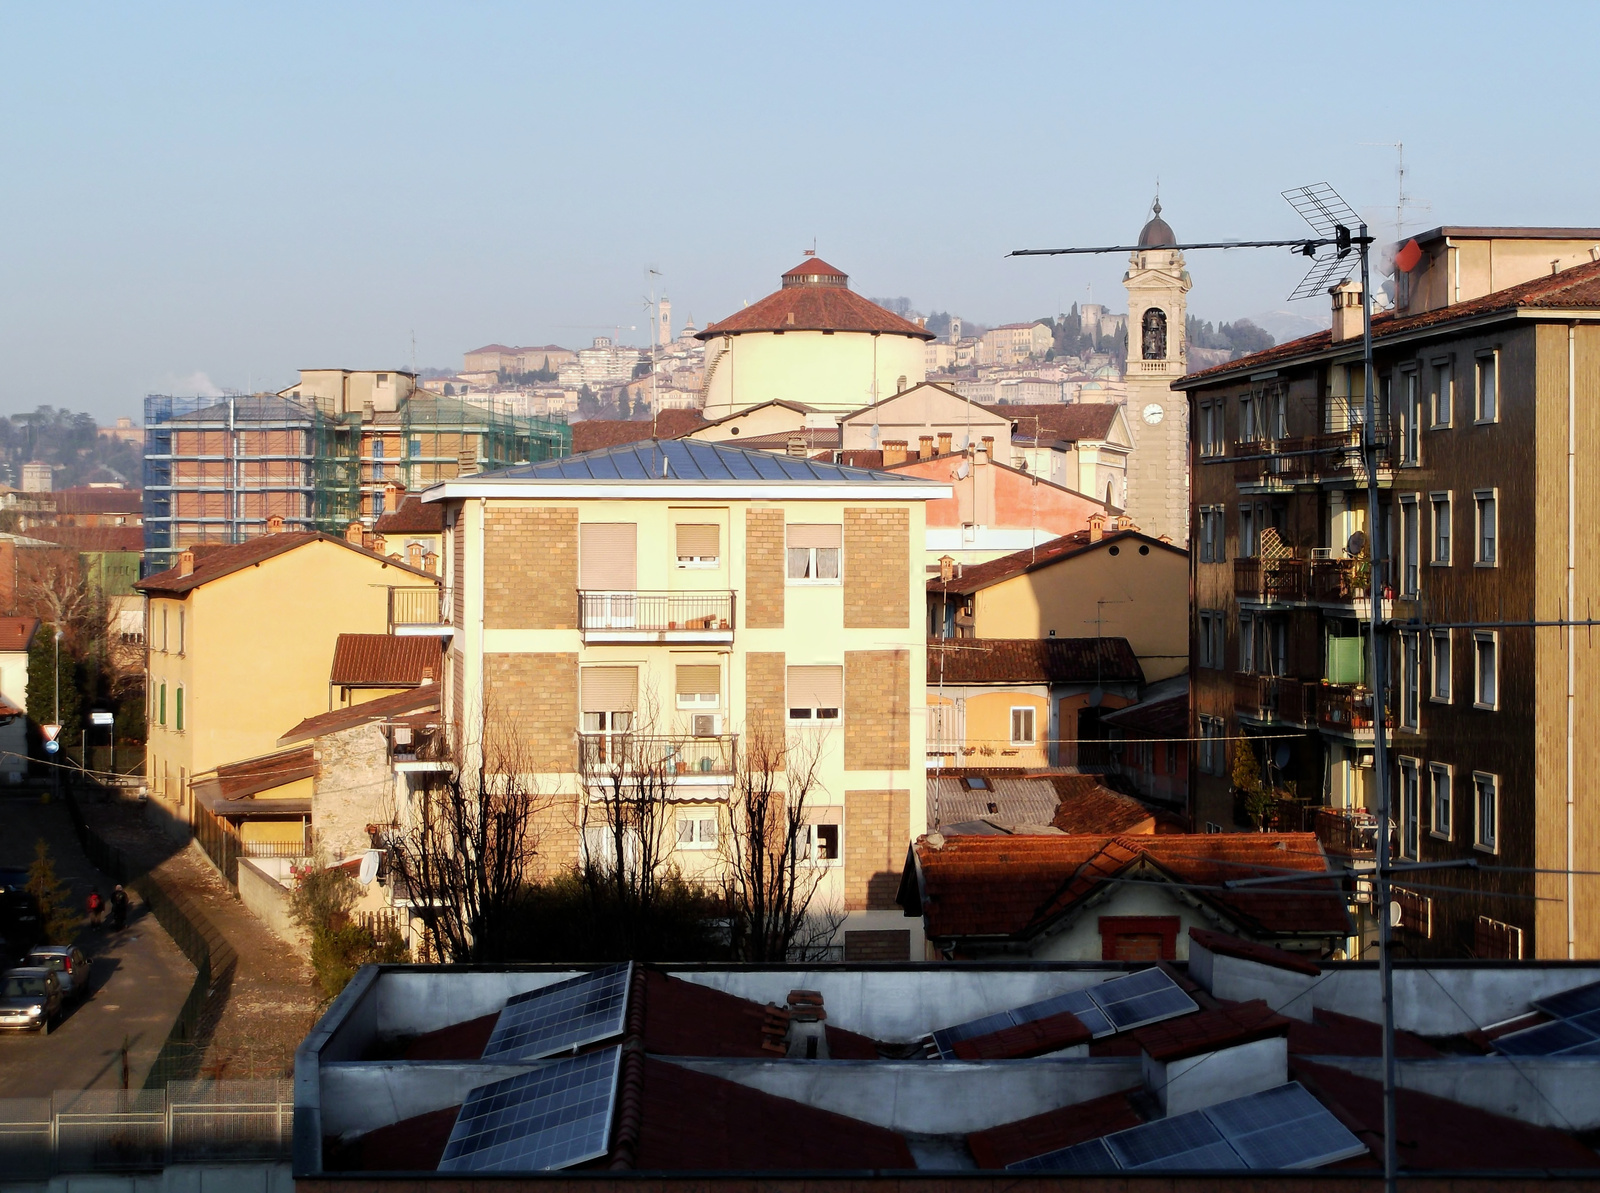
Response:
[[1122, 199, 1192, 544]]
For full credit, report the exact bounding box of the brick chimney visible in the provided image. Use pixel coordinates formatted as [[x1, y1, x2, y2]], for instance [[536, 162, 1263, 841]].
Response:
[[265, 514, 284, 534], [1330, 279, 1363, 343], [1088, 513, 1106, 543], [178, 549, 195, 577], [384, 482, 406, 512], [919, 435, 935, 460], [786, 435, 807, 458], [407, 542, 423, 568], [883, 440, 909, 466], [980, 435, 995, 463], [457, 444, 478, 476], [346, 521, 364, 545], [937, 432, 952, 456]]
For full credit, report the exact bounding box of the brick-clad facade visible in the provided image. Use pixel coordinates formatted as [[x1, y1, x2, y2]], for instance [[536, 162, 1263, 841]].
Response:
[[450, 644, 466, 745], [844, 507, 910, 629], [482, 652, 578, 772], [744, 508, 785, 629], [744, 651, 786, 744], [484, 506, 577, 629], [844, 649, 910, 770], [845, 788, 910, 910], [843, 928, 912, 961], [450, 521, 465, 629]]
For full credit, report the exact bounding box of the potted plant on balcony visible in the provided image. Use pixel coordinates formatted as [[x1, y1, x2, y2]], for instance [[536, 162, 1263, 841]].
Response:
[[1231, 742, 1273, 830]]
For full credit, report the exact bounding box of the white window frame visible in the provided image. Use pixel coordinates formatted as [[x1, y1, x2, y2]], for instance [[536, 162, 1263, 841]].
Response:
[[1475, 350, 1499, 424], [1430, 629, 1452, 703], [1474, 489, 1497, 566], [1399, 631, 1420, 730], [1430, 491, 1451, 566], [1429, 762, 1453, 841], [798, 821, 842, 867], [785, 526, 842, 586], [1473, 771, 1499, 853], [1400, 369, 1421, 465], [1400, 495, 1420, 597], [1009, 705, 1037, 746], [1398, 757, 1420, 860], [1199, 716, 1224, 775], [1430, 358, 1453, 429], [1473, 631, 1498, 710], [675, 811, 719, 851]]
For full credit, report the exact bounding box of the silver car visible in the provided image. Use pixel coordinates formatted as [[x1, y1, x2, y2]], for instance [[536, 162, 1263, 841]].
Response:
[[0, 967, 63, 1032], [25, 945, 90, 1003]]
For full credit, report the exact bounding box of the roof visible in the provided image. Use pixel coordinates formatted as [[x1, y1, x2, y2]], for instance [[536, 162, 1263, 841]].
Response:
[[932, 529, 1183, 596], [1409, 225, 1600, 246], [1138, 206, 1177, 248], [192, 746, 318, 814], [0, 617, 40, 653], [466, 343, 516, 354], [330, 634, 443, 687], [26, 525, 144, 552], [1189, 927, 1321, 977], [1049, 779, 1158, 835], [372, 495, 445, 535], [911, 832, 1349, 941], [966, 1090, 1143, 1170], [698, 259, 935, 341], [990, 321, 1049, 331], [278, 685, 440, 745], [135, 531, 436, 597], [1132, 999, 1290, 1063], [52, 487, 142, 515], [570, 411, 709, 454], [931, 775, 1062, 829], [1100, 689, 1188, 739], [1177, 256, 1600, 390], [982, 402, 1120, 442], [928, 637, 1144, 686]]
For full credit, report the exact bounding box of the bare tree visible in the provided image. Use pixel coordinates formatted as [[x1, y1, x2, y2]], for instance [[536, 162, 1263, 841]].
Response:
[[17, 552, 92, 643], [720, 724, 844, 961]]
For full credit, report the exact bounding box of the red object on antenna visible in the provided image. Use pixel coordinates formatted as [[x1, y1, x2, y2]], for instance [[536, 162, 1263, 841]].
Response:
[[1394, 238, 1423, 273]]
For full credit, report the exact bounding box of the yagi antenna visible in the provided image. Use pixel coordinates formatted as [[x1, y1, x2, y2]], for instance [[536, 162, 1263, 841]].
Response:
[[1282, 183, 1363, 300]]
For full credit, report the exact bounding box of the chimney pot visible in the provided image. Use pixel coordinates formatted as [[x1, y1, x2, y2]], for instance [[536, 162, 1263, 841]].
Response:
[[937, 431, 953, 455], [883, 439, 909, 467], [786, 434, 807, 458], [178, 549, 195, 577], [346, 521, 364, 545], [1088, 513, 1106, 543], [980, 435, 995, 463], [1329, 279, 1364, 343], [919, 435, 935, 460], [265, 514, 284, 534]]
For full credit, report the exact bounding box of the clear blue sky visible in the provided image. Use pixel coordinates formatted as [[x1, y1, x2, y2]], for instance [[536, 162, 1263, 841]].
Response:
[[2, 1, 1596, 419]]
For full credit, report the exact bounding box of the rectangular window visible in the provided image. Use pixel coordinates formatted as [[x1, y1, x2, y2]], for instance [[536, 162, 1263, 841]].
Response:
[[1198, 611, 1223, 669], [373, 491, 385, 516], [675, 523, 720, 568], [786, 524, 842, 583], [1399, 757, 1420, 859], [1238, 395, 1254, 444], [1239, 504, 1256, 559], [787, 665, 842, 721], [1400, 631, 1420, 730], [1199, 716, 1223, 775], [1239, 612, 1256, 673], [1431, 360, 1453, 428], [1429, 763, 1452, 840], [1430, 492, 1451, 564], [1400, 496, 1419, 596], [1475, 490, 1497, 565], [799, 820, 842, 865], [1010, 706, 1036, 746], [1198, 403, 1218, 456], [409, 436, 423, 460], [1401, 371, 1421, 464], [1430, 630, 1452, 702], [1474, 771, 1499, 852], [676, 812, 718, 851], [162, 607, 169, 653], [579, 523, 639, 590], [675, 664, 721, 708], [580, 666, 638, 738], [1474, 632, 1498, 709], [158, 682, 167, 727], [1200, 509, 1215, 563], [175, 687, 185, 733], [1475, 352, 1498, 422], [178, 610, 185, 655]]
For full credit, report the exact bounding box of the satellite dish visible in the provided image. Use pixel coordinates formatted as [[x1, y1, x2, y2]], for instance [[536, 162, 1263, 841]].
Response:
[[1088, 686, 1104, 708], [955, 461, 971, 480], [1274, 744, 1291, 769], [357, 850, 380, 886], [1346, 531, 1368, 557], [1389, 901, 1403, 928]]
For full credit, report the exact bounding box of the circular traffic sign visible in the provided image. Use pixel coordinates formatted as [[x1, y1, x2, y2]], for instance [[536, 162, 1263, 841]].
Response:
[[43, 740, 58, 754]]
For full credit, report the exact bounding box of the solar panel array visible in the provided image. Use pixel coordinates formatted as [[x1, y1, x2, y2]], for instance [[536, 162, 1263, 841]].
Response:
[[931, 967, 1195, 1058], [1008, 1083, 1368, 1173], [438, 1046, 621, 1173], [482, 964, 632, 1062], [1494, 979, 1600, 1057]]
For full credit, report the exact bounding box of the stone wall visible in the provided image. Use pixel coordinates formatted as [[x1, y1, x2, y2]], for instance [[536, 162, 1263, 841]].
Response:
[[845, 788, 910, 911], [844, 507, 910, 629], [484, 505, 577, 630], [844, 649, 910, 771], [483, 652, 579, 772], [744, 509, 785, 629], [312, 722, 392, 860]]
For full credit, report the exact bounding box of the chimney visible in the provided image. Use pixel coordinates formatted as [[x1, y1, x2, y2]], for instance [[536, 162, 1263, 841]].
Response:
[[420, 665, 436, 685], [265, 514, 284, 534], [938, 554, 955, 583], [384, 482, 406, 512], [371, 533, 386, 555], [362, 400, 375, 422], [1114, 514, 1136, 531], [883, 439, 909, 466], [178, 549, 195, 577], [937, 431, 953, 455], [786, 434, 807, 458], [457, 444, 478, 476], [919, 435, 935, 460], [980, 435, 995, 463], [1088, 513, 1106, 543], [346, 521, 364, 545], [1330, 279, 1363, 343], [407, 542, 424, 568]]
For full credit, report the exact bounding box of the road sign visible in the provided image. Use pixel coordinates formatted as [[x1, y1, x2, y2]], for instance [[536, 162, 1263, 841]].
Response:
[[90, 712, 115, 727], [40, 723, 61, 742], [44, 740, 58, 754]]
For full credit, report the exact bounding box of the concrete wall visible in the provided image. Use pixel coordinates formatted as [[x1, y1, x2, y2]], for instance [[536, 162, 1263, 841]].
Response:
[[1145, 1036, 1287, 1116], [702, 331, 927, 419], [238, 859, 305, 951], [1318, 1054, 1600, 1131], [310, 722, 393, 862]]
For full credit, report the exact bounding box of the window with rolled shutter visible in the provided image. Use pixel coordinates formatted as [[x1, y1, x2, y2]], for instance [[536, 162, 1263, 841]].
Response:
[[675, 523, 719, 566], [787, 665, 842, 720], [675, 664, 720, 707], [580, 524, 637, 590], [581, 666, 638, 712], [786, 524, 842, 582]]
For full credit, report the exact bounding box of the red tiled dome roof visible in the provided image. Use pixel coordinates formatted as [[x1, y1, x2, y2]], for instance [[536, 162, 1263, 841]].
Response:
[[697, 259, 935, 341]]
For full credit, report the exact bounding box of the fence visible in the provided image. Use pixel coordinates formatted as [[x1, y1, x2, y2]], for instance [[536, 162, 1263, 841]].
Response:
[[0, 1081, 292, 1178]]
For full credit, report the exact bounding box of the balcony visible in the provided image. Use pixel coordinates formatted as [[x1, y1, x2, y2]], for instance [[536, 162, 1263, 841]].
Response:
[[1234, 556, 1307, 604], [577, 732, 738, 787], [1313, 683, 1391, 739], [1309, 805, 1381, 860], [389, 585, 452, 636], [578, 591, 735, 644]]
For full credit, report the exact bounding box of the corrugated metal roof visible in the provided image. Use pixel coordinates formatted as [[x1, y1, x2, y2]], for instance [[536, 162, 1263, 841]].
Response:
[[485, 438, 931, 485]]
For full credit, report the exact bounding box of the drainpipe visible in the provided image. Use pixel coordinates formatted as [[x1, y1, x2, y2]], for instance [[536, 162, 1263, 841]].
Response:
[[1568, 324, 1577, 958]]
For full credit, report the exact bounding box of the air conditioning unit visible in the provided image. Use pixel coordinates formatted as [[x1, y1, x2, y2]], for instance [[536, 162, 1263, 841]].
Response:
[[1354, 750, 1374, 769], [1312, 547, 1334, 561], [692, 714, 721, 738]]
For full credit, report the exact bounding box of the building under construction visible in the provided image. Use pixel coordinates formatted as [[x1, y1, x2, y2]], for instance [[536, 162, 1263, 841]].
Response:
[[143, 371, 568, 573]]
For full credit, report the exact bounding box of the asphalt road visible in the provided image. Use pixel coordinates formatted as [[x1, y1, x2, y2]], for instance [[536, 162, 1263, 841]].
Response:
[[0, 796, 194, 1102]]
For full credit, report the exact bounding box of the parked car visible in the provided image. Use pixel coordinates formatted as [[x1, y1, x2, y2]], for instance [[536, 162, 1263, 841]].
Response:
[[0, 966, 63, 1032], [24, 945, 90, 1003]]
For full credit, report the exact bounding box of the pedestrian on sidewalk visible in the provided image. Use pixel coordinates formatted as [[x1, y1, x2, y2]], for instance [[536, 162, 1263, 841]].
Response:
[[110, 885, 129, 931], [86, 886, 104, 927]]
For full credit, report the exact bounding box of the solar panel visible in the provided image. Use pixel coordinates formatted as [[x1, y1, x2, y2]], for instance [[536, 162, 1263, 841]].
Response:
[[1533, 979, 1600, 1021], [482, 964, 632, 1061], [1203, 1082, 1369, 1169], [1007, 1137, 1118, 1173], [1088, 968, 1198, 1032], [1493, 1018, 1599, 1057], [1106, 1111, 1245, 1171], [930, 986, 1116, 1058], [437, 1047, 621, 1173]]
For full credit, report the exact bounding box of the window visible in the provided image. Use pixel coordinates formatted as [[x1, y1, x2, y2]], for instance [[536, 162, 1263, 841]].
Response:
[[372, 438, 385, 482], [1399, 757, 1420, 859], [675, 523, 720, 567], [1474, 771, 1499, 852], [1199, 507, 1225, 563], [373, 491, 385, 516], [786, 524, 841, 583], [161, 607, 169, 653], [1430, 492, 1451, 564], [1474, 632, 1498, 709], [1430, 630, 1452, 702], [1198, 402, 1223, 456], [1474, 490, 1497, 565], [1430, 360, 1453, 428], [787, 665, 842, 721], [1475, 352, 1498, 422], [1400, 496, 1419, 596], [580, 666, 638, 744], [177, 610, 185, 655], [1429, 763, 1452, 840], [1399, 631, 1420, 730], [1198, 611, 1224, 669], [1238, 394, 1255, 444], [676, 812, 718, 851], [799, 821, 841, 865], [675, 665, 720, 709], [1199, 716, 1224, 775], [1239, 612, 1256, 673], [1010, 706, 1036, 746], [376, 373, 388, 385], [1239, 504, 1257, 558], [1400, 370, 1421, 464], [174, 687, 185, 733], [158, 682, 167, 727], [409, 436, 422, 460]]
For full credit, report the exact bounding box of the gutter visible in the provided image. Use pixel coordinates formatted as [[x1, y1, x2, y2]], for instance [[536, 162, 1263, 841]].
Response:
[[1567, 323, 1577, 959]]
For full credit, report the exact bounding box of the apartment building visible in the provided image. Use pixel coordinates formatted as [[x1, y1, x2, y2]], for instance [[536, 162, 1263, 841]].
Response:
[[425, 439, 946, 960], [1175, 234, 1600, 960], [979, 322, 1052, 366]]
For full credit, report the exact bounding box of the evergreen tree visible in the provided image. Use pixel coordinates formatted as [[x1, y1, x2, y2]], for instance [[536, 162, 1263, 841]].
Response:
[[26, 839, 80, 943], [26, 623, 80, 737]]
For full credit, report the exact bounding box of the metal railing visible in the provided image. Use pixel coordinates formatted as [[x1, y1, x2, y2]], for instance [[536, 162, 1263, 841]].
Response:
[[1310, 806, 1382, 859], [1234, 556, 1308, 603], [1314, 683, 1392, 734], [240, 839, 311, 859], [577, 590, 735, 635], [577, 732, 738, 778], [388, 584, 444, 627]]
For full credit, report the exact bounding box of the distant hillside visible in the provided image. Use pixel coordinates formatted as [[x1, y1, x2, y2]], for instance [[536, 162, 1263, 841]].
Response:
[[0, 406, 141, 490]]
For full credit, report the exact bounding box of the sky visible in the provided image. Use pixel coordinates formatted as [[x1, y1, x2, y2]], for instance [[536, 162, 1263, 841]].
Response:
[[2, 1, 1598, 420]]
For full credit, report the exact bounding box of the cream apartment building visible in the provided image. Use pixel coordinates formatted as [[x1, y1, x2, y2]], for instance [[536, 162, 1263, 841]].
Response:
[[425, 439, 947, 960]]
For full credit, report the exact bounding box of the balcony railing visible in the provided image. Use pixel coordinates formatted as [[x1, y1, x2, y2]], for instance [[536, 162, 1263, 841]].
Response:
[[241, 839, 311, 859], [1310, 806, 1381, 859], [389, 585, 450, 635], [577, 732, 738, 782], [1219, 421, 1398, 488], [1233, 673, 1278, 720], [1234, 556, 1307, 603], [1314, 683, 1391, 736], [578, 591, 735, 643]]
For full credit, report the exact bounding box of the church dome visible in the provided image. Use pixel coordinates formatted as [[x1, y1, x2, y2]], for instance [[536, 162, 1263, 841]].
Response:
[[1137, 200, 1177, 249]]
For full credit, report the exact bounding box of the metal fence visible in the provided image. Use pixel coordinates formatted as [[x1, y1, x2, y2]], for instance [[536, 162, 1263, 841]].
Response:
[[0, 1081, 292, 1177]]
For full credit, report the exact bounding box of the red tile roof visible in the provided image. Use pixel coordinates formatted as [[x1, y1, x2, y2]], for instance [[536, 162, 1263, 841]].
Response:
[[193, 746, 318, 810], [1287, 1009, 1440, 1058], [965, 1089, 1143, 1170], [1177, 257, 1600, 390], [928, 637, 1144, 685], [0, 617, 40, 652], [1101, 691, 1188, 738], [329, 634, 444, 687], [52, 487, 143, 515], [931, 529, 1185, 596], [570, 410, 708, 454], [981, 403, 1120, 442], [780, 256, 850, 283], [1049, 780, 1157, 835], [1190, 926, 1321, 976], [950, 1009, 1092, 1060], [135, 531, 435, 596], [1131, 998, 1290, 1063], [640, 969, 878, 1060], [911, 832, 1348, 941], [699, 261, 935, 341], [372, 495, 444, 534], [278, 686, 440, 745]]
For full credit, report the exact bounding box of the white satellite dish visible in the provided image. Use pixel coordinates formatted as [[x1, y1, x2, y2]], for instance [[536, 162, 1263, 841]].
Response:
[[955, 461, 971, 480], [357, 850, 380, 886]]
